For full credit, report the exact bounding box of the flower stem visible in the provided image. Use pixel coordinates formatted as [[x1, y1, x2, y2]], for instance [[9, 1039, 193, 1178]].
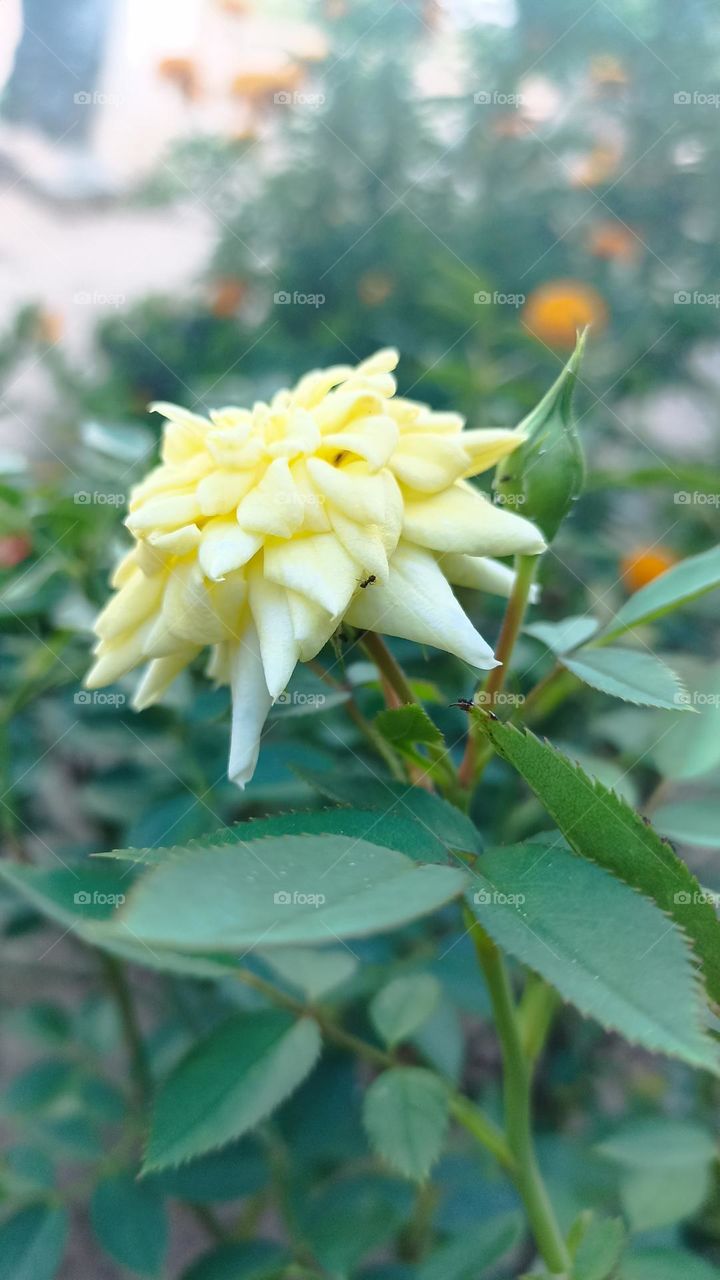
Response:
[[458, 554, 538, 790], [466, 914, 570, 1275], [362, 631, 416, 705]]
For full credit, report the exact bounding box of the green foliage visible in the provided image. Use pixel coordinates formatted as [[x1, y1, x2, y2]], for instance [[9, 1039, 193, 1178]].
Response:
[[90, 1175, 167, 1276], [597, 1119, 717, 1232], [0, 1205, 68, 1280], [560, 647, 690, 711], [572, 1216, 626, 1280], [473, 714, 720, 1003], [602, 545, 720, 641], [144, 1012, 321, 1172], [467, 843, 718, 1072], [370, 974, 441, 1047], [363, 1068, 450, 1181]]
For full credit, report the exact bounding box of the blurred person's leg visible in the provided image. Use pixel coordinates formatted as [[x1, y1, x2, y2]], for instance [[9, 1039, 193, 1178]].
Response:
[[0, 0, 118, 197]]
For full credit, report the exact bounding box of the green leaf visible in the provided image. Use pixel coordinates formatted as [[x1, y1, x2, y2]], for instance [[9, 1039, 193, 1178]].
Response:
[[467, 844, 718, 1072], [417, 1213, 523, 1280], [525, 616, 599, 653], [573, 1216, 625, 1280], [650, 659, 720, 779], [90, 1175, 167, 1277], [602, 543, 720, 640], [111, 836, 468, 953], [99, 807, 452, 866], [561, 647, 691, 711], [653, 801, 720, 849], [621, 1248, 720, 1280], [0, 1205, 68, 1280], [596, 1118, 717, 1169], [375, 705, 443, 749], [149, 1138, 267, 1202], [472, 714, 720, 1004], [370, 974, 441, 1047], [597, 1119, 717, 1233], [296, 768, 483, 853], [5, 1059, 76, 1113], [182, 1241, 289, 1280], [363, 1067, 450, 1181], [259, 947, 357, 999], [144, 1012, 321, 1172], [300, 1174, 412, 1273]]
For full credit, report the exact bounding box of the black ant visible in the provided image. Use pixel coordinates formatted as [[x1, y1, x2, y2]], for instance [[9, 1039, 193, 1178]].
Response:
[[449, 698, 498, 720], [360, 575, 376, 589]]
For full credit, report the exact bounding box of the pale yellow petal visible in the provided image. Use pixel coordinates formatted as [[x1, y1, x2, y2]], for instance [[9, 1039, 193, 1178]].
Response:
[[248, 566, 299, 698], [389, 433, 470, 492], [236, 457, 305, 538], [460, 428, 524, 478], [197, 467, 259, 517], [228, 624, 273, 789], [198, 518, 263, 581], [133, 649, 197, 710], [263, 533, 357, 616], [345, 542, 499, 669], [95, 569, 165, 641], [403, 484, 546, 557]]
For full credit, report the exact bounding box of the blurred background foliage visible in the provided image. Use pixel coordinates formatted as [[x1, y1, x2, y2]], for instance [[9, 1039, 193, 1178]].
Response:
[[1, 0, 720, 1276]]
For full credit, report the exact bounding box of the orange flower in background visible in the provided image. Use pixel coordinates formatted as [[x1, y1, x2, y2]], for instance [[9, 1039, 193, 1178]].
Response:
[[34, 309, 63, 345], [586, 222, 640, 263], [157, 57, 201, 101], [522, 280, 608, 349], [231, 64, 304, 101], [570, 144, 623, 189], [208, 278, 248, 318], [620, 546, 678, 593], [357, 271, 395, 307], [589, 55, 629, 94]]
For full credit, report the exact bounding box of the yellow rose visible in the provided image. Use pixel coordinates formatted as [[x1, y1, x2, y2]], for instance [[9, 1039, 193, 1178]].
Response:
[[86, 350, 544, 786]]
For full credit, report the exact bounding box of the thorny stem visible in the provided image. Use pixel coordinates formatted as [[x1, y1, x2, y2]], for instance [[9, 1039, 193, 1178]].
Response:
[[362, 631, 417, 705], [458, 554, 538, 790], [466, 913, 571, 1276], [99, 953, 152, 1108], [308, 658, 405, 779]]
